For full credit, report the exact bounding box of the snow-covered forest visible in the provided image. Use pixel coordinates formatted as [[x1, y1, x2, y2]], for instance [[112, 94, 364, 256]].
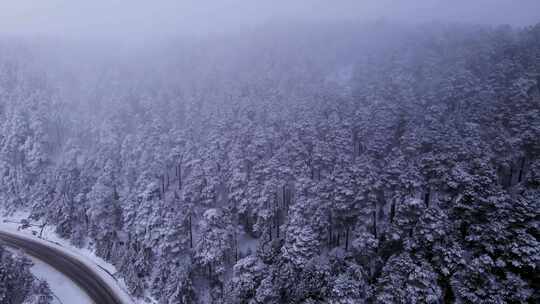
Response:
[[1, 20, 540, 303]]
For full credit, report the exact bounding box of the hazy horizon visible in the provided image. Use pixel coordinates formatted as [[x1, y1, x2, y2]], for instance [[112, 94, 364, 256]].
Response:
[[1, 0, 539, 44]]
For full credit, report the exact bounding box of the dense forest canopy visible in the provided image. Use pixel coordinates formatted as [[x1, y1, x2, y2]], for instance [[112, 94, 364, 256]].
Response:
[[0, 21, 539, 303]]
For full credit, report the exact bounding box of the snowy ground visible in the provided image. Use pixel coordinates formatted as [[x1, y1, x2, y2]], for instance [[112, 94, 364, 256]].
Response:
[[28, 255, 94, 304], [0, 209, 140, 304]]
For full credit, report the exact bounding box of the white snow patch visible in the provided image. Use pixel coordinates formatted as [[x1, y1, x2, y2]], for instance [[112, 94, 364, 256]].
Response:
[[237, 230, 258, 257]]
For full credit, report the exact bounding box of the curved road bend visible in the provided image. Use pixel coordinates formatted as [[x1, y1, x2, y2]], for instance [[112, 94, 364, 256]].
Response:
[[0, 231, 124, 304]]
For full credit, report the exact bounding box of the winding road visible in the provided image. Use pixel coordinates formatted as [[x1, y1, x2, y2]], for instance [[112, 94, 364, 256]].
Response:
[[0, 231, 124, 304]]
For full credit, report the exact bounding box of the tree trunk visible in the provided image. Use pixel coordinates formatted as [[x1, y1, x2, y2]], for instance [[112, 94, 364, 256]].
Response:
[[234, 225, 238, 262], [39, 221, 47, 238], [189, 215, 193, 248], [508, 165, 514, 188], [283, 185, 287, 208], [161, 175, 165, 196], [441, 277, 455, 304], [345, 225, 350, 251], [372, 209, 377, 238], [390, 198, 396, 224], [328, 214, 333, 248], [274, 194, 280, 239], [518, 156, 526, 183], [424, 188, 430, 208], [178, 164, 182, 190], [275, 214, 280, 239]]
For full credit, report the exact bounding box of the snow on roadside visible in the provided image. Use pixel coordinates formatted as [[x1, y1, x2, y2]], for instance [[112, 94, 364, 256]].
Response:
[[28, 255, 94, 304], [0, 209, 139, 304]]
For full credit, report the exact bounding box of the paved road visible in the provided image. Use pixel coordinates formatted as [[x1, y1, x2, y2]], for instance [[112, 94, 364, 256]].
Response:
[[0, 231, 123, 304]]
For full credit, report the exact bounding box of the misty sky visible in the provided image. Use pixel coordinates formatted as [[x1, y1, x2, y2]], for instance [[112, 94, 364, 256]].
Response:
[[1, 0, 539, 40]]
